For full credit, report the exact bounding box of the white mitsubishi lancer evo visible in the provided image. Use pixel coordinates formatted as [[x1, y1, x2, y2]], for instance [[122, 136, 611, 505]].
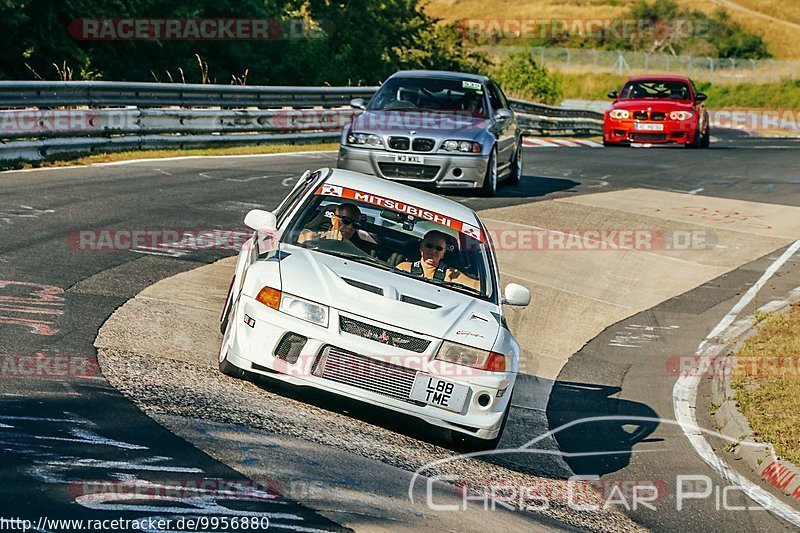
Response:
[[218, 167, 530, 449]]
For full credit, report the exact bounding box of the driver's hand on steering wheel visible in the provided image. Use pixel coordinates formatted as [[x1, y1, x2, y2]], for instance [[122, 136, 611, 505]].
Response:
[[319, 229, 345, 241]]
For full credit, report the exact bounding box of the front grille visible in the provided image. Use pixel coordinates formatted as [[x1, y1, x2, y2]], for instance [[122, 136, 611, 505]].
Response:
[[633, 111, 648, 120], [313, 346, 424, 405], [631, 133, 668, 142], [342, 277, 383, 295], [388, 136, 410, 150], [340, 316, 430, 352], [378, 163, 439, 180], [412, 138, 436, 152], [274, 332, 307, 364], [650, 112, 666, 121]]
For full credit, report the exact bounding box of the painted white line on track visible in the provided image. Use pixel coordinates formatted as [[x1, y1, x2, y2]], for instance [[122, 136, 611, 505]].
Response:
[[0, 150, 338, 174], [673, 239, 800, 527]]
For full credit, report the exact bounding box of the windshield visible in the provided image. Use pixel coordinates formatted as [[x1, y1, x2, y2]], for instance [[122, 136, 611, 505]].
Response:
[[619, 80, 691, 100], [367, 76, 489, 118], [283, 188, 495, 300]]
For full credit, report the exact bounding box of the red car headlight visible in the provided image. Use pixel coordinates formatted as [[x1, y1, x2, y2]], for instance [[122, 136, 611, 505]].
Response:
[[669, 111, 694, 121]]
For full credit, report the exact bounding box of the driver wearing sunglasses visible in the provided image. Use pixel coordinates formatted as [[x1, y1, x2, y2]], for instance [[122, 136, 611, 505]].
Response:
[[299, 203, 363, 243], [396, 230, 480, 290]]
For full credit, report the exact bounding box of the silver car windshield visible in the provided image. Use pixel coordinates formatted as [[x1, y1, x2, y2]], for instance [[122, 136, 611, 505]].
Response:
[[284, 194, 495, 301], [367, 77, 488, 118]]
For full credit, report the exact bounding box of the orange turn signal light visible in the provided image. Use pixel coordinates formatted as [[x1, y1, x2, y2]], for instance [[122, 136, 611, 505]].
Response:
[[484, 352, 506, 372], [255, 287, 282, 310]]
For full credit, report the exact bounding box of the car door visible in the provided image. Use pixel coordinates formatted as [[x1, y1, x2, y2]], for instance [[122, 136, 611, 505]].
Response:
[[487, 81, 516, 170]]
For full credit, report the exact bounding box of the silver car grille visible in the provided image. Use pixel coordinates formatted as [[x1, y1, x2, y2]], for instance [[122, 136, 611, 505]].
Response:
[[339, 316, 430, 353], [312, 346, 423, 405]]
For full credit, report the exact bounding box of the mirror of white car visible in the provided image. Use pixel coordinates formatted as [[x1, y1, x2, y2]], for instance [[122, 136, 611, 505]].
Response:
[[503, 283, 531, 306], [244, 209, 277, 232]]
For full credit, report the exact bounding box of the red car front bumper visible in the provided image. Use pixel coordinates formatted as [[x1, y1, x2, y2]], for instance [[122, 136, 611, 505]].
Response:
[[604, 119, 699, 145]]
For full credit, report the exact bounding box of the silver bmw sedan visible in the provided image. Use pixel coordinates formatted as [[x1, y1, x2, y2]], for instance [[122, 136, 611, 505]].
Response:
[[337, 71, 522, 197]]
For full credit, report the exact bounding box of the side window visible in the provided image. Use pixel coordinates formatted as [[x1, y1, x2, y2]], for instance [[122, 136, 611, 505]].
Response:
[[275, 170, 323, 225], [486, 83, 503, 112], [493, 82, 509, 109]]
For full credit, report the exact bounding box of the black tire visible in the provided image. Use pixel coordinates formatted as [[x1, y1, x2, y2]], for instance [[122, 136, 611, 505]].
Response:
[[478, 148, 498, 197], [451, 395, 512, 452], [603, 137, 623, 147], [506, 144, 522, 186], [700, 122, 711, 148], [689, 120, 709, 149]]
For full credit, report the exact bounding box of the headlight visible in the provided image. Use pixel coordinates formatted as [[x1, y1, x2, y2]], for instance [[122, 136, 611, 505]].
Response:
[[435, 340, 506, 372], [669, 111, 693, 121], [609, 109, 629, 120], [347, 132, 384, 148], [280, 293, 329, 327], [442, 140, 482, 153], [255, 286, 329, 327]]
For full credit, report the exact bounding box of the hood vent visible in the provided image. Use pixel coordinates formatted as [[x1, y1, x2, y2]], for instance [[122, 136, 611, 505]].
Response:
[[400, 294, 441, 310], [343, 278, 384, 295]]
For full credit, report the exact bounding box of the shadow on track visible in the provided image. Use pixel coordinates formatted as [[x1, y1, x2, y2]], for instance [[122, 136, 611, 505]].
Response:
[[546, 380, 660, 476]]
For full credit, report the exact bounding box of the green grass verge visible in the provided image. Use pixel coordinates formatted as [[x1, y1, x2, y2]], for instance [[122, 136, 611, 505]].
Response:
[[559, 73, 800, 109], [0, 142, 340, 172], [732, 302, 800, 465]]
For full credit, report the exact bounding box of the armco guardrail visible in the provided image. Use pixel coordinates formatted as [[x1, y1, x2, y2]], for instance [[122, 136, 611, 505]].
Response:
[[0, 81, 601, 162]]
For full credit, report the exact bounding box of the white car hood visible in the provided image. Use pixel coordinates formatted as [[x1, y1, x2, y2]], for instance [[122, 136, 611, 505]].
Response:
[[278, 246, 501, 350]]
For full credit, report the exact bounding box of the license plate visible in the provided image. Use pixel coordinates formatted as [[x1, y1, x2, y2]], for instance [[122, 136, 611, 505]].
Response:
[[635, 123, 664, 131], [395, 154, 425, 164], [409, 374, 469, 412]]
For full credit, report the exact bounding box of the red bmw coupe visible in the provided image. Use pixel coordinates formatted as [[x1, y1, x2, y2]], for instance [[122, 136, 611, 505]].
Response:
[[603, 75, 710, 148]]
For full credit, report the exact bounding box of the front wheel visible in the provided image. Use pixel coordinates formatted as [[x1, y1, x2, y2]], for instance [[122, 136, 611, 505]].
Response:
[[478, 148, 498, 197], [506, 144, 522, 186]]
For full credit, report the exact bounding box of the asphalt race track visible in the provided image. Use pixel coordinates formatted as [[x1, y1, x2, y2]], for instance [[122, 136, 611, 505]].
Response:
[[1, 129, 800, 531]]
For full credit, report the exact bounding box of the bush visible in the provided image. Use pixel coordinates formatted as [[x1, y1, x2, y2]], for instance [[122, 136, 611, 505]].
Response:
[[489, 50, 562, 104]]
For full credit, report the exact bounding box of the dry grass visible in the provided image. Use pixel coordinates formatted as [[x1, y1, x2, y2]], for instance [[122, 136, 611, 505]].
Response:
[[732, 303, 800, 464], [719, 0, 800, 27], [0, 142, 339, 172], [425, 0, 800, 59]]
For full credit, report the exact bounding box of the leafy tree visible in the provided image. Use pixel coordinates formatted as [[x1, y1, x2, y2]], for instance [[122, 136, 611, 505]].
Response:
[[489, 50, 562, 104]]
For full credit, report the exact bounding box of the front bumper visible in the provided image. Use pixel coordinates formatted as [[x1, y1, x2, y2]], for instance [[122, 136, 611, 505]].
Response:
[[337, 144, 489, 189], [604, 120, 697, 145], [226, 295, 514, 440]]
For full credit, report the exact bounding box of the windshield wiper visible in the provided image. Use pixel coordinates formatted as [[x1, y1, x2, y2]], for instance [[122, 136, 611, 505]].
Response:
[[429, 278, 483, 296]]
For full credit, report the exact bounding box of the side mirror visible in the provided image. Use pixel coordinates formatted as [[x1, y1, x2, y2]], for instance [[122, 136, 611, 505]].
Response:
[[350, 98, 367, 110], [695, 92, 708, 102], [495, 108, 513, 119], [607, 91, 618, 99], [502, 283, 530, 307], [244, 209, 277, 232]]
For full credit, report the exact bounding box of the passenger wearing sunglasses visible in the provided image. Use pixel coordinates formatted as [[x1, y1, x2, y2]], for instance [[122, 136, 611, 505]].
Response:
[[299, 203, 363, 243], [396, 230, 480, 290]]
